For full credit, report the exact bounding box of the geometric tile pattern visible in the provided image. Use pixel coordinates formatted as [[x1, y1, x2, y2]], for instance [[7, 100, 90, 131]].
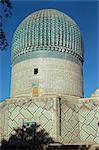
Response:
[[3, 97, 55, 139], [60, 99, 80, 144], [79, 101, 99, 144], [0, 95, 99, 145], [0, 108, 4, 141], [60, 98, 99, 144]]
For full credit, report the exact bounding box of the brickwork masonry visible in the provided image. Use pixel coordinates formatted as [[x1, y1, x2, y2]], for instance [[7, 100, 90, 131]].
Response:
[[0, 93, 99, 145]]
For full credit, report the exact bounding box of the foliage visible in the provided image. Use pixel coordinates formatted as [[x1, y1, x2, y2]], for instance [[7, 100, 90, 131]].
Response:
[[0, 0, 13, 51], [0, 123, 54, 150], [0, 16, 8, 51], [1, 0, 13, 17]]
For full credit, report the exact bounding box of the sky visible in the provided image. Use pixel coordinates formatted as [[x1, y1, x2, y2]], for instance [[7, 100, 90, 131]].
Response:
[[0, 0, 98, 101]]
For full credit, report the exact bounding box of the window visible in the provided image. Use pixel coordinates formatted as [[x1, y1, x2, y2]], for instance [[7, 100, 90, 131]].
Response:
[[34, 68, 38, 75]]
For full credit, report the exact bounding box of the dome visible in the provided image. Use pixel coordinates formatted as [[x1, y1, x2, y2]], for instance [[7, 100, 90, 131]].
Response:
[[11, 9, 84, 97], [12, 9, 84, 65]]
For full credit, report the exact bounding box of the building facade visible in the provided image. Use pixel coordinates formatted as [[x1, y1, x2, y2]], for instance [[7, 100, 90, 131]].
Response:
[[0, 9, 99, 145]]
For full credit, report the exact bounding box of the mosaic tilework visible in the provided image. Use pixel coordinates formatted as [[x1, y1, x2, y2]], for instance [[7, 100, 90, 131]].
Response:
[[0, 108, 4, 141], [60, 97, 99, 144], [12, 9, 84, 65], [79, 99, 99, 144], [0, 94, 99, 145], [0, 97, 59, 141], [7, 98, 54, 138], [60, 98, 80, 144]]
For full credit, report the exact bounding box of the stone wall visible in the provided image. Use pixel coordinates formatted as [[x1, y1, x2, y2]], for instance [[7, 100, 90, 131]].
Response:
[[60, 97, 80, 144], [79, 98, 99, 144], [0, 96, 59, 141], [59, 97, 99, 144], [11, 58, 83, 97], [0, 106, 4, 141], [0, 95, 81, 143], [0, 94, 99, 145]]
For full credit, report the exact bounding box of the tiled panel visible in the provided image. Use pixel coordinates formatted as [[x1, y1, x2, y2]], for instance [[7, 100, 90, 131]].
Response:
[[60, 98, 80, 144], [0, 94, 99, 145], [79, 101, 99, 144], [12, 9, 83, 65], [4, 97, 56, 139]]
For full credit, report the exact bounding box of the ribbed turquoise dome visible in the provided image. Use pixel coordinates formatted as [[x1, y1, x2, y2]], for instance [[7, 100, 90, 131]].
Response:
[[12, 9, 84, 65]]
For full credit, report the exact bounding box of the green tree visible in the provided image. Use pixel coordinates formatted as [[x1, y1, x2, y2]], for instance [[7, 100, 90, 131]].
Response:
[[0, 0, 13, 51], [0, 123, 54, 150]]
